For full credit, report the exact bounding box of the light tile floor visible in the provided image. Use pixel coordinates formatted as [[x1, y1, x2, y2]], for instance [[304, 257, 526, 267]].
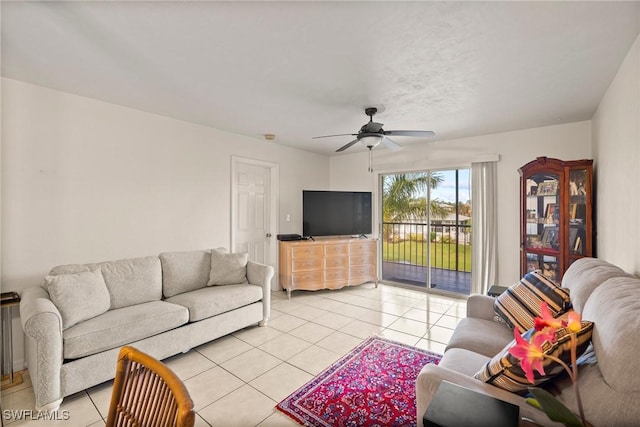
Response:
[[1, 283, 467, 427]]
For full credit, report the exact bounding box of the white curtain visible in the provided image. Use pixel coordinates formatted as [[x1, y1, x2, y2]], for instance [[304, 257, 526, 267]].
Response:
[[471, 161, 498, 295]]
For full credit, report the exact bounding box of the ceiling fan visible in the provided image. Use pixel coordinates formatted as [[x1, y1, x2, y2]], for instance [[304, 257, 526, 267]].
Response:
[[313, 107, 435, 153]]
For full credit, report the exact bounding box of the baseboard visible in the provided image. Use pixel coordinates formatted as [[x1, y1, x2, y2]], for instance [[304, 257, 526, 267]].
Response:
[[14, 356, 25, 372]]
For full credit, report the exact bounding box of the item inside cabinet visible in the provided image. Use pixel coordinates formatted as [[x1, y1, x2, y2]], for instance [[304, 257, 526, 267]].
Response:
[[526, 235, 542, 248], [544, 203, 559, 224], [542, 261, 559, 282], [569, 180, 587, 195], [570, 227, 585, 254], [569, 170, 587, 196], [537, 180, 558, 196], [541, 227, 559, 249], [569, 203, 577, 219]]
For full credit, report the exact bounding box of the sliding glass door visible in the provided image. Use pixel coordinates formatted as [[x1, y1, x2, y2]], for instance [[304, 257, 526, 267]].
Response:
[[381, 168, 472, 296]]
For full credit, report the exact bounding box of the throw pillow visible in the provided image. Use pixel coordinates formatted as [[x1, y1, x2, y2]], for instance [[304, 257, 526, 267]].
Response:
[[207, 248, 249, 286], [494, 271, 571, 331], [473, 321, 593, 393], [44, 270, 111, 329]]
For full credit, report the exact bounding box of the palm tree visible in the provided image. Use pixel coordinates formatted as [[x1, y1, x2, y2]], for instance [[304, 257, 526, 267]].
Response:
[[382, 172, 448, 222], [457, 201, 472, 217]]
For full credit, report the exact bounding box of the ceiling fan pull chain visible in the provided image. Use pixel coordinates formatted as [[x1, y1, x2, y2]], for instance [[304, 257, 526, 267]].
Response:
[[368, 146, 373, 173]]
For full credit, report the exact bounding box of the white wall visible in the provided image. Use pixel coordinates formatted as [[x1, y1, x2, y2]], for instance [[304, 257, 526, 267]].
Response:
[[330, 121, 592, 286], [592, 33, 640, 275], [1, 78, 329, 369]]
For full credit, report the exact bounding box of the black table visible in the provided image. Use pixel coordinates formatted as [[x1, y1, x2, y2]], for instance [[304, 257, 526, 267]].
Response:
[[1, 291, 22, 389], [423, 380, 520, 427], [488, 285, 509, 297]]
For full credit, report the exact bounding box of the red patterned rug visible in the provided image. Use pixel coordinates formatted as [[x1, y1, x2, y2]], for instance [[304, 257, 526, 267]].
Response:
[[276, 336, 442, 427]]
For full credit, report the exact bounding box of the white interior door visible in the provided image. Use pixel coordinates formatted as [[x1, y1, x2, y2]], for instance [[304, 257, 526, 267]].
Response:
[[231, 157, 278, 268]]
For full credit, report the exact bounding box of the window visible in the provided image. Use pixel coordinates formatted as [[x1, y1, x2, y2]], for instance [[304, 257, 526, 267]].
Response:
[[381, 168, 471, 296]]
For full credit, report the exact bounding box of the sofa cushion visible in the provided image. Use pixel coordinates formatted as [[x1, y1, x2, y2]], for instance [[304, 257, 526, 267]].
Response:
[[207, 248, 249, 286], [63, 300, 189, 359], [49, 264, 90, 275], [551, 356, 640, 427], [494, 271, 570, 332], [445, 317, 513, 358], [87, 256, 162, 309], [44, 270, 111, 329], [165, 284, 262, 322], [582, 275, 640, 393], [438, 348, 492, 377], [160, 250, 211, 297], [561, 257, 631, 312], [473, 321, 593, 393]]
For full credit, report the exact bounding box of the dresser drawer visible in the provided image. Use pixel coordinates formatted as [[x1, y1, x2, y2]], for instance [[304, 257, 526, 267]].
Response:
[[324, 268, 348, 282], [350, 241, 376, 254], [349, 254, 375, 266], [350, 265, 376, 279], [324, 256, 348, 269], [291, 270, 323, 285], [325, 244, 348, 257], [292, 257, 323, 271], [291, 244, 323, 259]]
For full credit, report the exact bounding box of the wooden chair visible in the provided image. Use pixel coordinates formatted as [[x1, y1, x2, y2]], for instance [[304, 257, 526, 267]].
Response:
[[106, 346, 195, 427]]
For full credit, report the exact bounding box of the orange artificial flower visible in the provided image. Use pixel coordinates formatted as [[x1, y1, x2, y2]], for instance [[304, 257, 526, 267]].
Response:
[[513, 302, 588, 426], [567, 311, 582, 333], [534, 301, 566, 333], [508, 327, 555, 384]]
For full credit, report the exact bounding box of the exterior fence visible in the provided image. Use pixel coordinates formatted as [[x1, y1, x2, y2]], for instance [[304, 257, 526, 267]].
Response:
[[382, 222, 472, 273]]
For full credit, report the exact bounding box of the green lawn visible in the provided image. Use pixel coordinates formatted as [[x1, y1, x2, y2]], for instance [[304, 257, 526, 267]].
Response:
[[382, 241, 472, 272]]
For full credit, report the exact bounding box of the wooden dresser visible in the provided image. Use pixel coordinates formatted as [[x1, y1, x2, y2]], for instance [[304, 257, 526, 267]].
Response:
[[278, 238, 378, 297]]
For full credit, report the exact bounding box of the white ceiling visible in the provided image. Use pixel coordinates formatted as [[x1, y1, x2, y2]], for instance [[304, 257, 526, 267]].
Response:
[[2, 1, 639, 156]]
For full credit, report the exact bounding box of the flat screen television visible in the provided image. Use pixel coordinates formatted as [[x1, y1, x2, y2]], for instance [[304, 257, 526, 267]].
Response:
[[302, 190, 372, 237]]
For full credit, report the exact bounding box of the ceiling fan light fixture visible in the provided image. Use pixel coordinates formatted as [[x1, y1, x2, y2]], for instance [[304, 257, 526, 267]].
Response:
[[359, 135, 383, 148]]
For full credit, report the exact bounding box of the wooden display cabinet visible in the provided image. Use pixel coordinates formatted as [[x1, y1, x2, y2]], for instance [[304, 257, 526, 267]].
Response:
[[519, 157, 594, 282], [279, 238, 378, 297]]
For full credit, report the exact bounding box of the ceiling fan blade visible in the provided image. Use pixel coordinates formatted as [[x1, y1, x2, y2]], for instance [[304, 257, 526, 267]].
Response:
[[336, 139, 360, 152], [312, 133, 357, 139], [381, 136, 402, 152], [383, 130, 435, 137]]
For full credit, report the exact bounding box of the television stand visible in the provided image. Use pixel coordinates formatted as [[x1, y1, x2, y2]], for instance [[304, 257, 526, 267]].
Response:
[[278, 237, 378, 298]]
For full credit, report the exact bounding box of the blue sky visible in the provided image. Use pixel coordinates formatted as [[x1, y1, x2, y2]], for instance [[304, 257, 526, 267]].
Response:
[[431, 169, 471, 203]]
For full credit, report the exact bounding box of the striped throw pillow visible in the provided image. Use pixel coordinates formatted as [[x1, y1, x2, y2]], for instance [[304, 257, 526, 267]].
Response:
[[494, 271, 571, 331], [474, 321, 593, 393]]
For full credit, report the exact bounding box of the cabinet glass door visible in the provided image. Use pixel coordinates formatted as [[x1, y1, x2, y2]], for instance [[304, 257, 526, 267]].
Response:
[[568, 168, 588, 256], [524, 173, 560, 281]]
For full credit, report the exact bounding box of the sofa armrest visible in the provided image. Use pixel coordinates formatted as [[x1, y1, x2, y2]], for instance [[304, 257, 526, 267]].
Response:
[[466, 294, 498, 320], [416, 364, 562, 427], [247, 260, 275, 325], [19, 286, 64, 411]]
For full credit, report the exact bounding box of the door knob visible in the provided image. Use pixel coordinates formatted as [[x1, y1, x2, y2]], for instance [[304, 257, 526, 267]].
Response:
[[266, 233, 272, 238]]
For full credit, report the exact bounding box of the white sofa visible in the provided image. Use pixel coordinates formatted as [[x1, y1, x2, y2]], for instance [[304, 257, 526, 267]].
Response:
[[416, 257, 640, 427], [19, 249, 273, 411]]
